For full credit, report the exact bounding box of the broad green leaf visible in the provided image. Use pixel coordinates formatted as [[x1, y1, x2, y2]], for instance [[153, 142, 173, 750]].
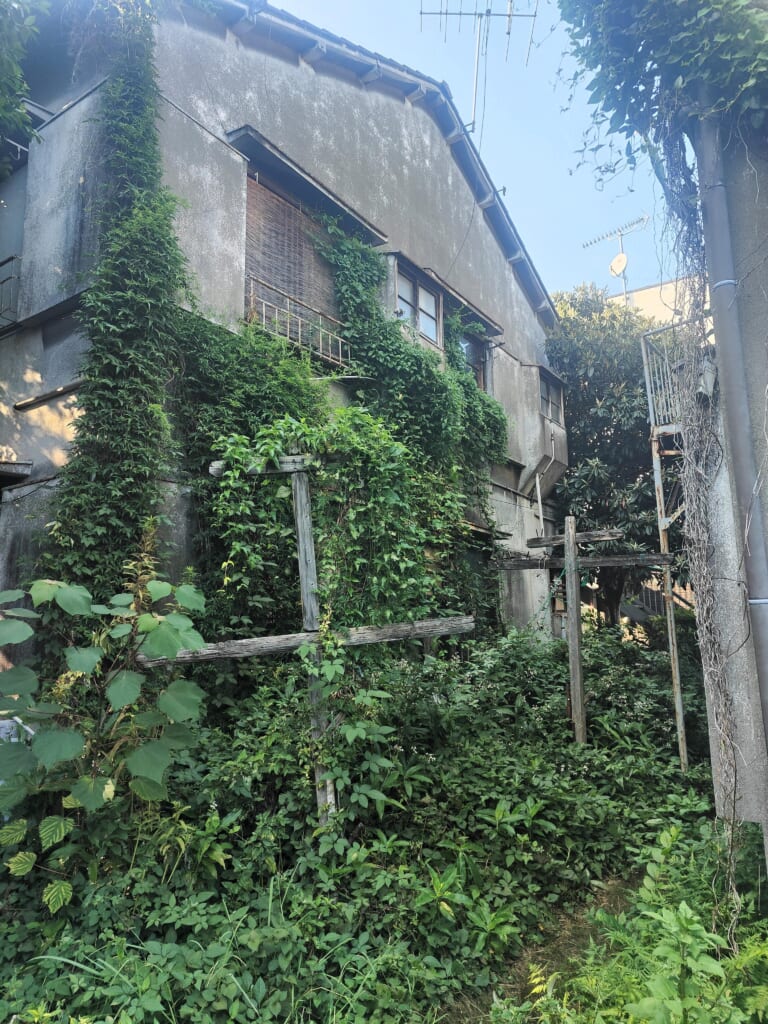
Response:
[[90, 604, 112, 615], [174, 585, 206, 612], [106, 670, 144, 710], [165, 612, 195, 630], [147, 580, 173, 601], [139, 622, 184, 660], [0, 619, 34, 645], [0, 779, 28, 812], [129, 776, 168, 801], [0, 742, 36, 777], [70, 776, 114, 811], [54, 583, 93, 616], [108, 622, 133, 639], [38, 815, 74, 851], [64, 646, 103, 675], [3, 608, 40, 619], [0, 819, 27, 845], [133, 710, 166, 729], [0, 666, 38, 697], [32, 728, 84, 769], [0, 590, 25, 605], [158, 679, 205, 722], [125, 740, 171, 785], [109, 593, 135, 607], [8, 850, 36, 876], [136, 613, 159, 633], [162, 723, 197, 749], [29, 580, 58, 607], [42, 879, 73, 914], [177, 627, 205, 651]]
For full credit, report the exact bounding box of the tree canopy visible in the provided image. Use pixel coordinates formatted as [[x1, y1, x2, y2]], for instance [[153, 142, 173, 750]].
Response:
[[546, 284, 658, 623]]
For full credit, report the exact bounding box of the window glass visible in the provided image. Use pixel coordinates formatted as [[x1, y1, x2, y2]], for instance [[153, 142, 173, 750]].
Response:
[[397, 273, 416, 322], [540, 375, 562, 424]]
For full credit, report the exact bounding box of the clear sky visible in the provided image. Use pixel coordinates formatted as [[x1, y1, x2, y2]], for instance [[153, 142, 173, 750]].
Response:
[[271, 0, 677, 299]]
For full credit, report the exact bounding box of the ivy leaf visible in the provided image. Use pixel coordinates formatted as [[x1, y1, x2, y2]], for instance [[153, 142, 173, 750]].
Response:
[[32, 729, 84, 769], [174, 584, 205, 612], [0, 666, 39, 697], [125, 740, 171, 785], [129, 776, 168, 801], [147, 580, 173, 602], [0, 819, 27, 846], [29, 580, 58, 607], [0, 742, 36, 777], [38, 815, 75, 851], [157, 679, 204, 722], [7, 850, 37, 877], [0, 590, 25, 605], [54, 584, 93, 616], [106, 670, 144, 710], [64, 646, 103, 675], [42, 879, 73, 914], [69, 776, 115, 811], [0, 619, 34, 645]]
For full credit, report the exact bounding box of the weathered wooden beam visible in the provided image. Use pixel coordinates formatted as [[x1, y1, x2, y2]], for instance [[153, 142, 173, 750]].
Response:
[[137, 615, 475, 667], [209, 455, 311, 478], [498, 553, 675, 570], [527, 528, 624, 549], [564, 517, 586, 744]]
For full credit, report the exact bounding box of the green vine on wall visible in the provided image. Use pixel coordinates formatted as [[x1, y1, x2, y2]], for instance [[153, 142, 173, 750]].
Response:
[[43, 1, 188, 597]]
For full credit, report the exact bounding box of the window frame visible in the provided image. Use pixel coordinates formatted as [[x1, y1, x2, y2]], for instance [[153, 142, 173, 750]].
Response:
[[539, 369, 564, 425], [395, 267, 443, 348]]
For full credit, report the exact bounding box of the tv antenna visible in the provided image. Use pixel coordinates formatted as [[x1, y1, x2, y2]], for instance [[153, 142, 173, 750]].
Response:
[[419, 2, 540, 133], [583, 214, 649, 303]]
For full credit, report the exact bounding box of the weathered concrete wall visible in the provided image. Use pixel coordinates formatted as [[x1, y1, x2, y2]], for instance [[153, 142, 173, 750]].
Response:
[[0, 317, 83, 477], [0, 479, 58, 593], [158, 98, 248, 325], [17, 88, 103, 321]]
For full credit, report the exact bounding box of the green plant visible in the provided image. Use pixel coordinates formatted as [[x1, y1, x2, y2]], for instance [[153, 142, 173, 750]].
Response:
[[0, 574, 206, 911]]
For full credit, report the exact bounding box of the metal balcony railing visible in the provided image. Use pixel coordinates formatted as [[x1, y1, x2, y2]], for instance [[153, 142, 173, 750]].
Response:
[[246, 275, 350, 366], [0, 255, 21, 326], [641, 336, 683, 431]]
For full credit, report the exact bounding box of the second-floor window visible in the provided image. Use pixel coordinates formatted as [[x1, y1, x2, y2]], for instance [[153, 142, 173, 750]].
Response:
[[396, 271, 440, 346], [540, 372, 563, 424]]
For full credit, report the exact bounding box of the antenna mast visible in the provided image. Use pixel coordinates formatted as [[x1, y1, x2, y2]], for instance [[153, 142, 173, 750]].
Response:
[[583, 215, 649, 303]]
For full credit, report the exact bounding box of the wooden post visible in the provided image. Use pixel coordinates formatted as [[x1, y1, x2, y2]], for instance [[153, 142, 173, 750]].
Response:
[[290, 467, 336, 820], [564, 516, 586, 743]]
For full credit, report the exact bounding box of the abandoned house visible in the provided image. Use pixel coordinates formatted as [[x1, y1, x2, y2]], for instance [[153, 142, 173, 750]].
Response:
[[0, 1, 567, 626]]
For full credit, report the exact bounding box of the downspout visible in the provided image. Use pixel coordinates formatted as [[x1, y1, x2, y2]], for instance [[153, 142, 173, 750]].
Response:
[[692, 95, 768, 755]]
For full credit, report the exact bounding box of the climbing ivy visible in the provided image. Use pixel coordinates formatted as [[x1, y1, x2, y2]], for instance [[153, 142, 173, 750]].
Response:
[[43, 1, 189, 597]]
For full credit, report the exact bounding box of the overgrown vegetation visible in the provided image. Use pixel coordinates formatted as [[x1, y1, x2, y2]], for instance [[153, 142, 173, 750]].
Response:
[[1, 610, 720, 1022], [546, 285, 660, 623], [0, 0, 48, 180]]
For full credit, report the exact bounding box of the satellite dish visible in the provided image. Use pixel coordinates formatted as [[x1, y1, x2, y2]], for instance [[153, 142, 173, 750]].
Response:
[[609, 252, 628, 277]]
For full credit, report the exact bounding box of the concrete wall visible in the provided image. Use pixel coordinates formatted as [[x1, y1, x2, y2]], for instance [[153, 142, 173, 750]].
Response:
[[17, 88, 103, 321]]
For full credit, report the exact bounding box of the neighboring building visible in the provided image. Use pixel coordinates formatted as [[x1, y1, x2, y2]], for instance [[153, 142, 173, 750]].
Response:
[[0, 1, 567, 626]]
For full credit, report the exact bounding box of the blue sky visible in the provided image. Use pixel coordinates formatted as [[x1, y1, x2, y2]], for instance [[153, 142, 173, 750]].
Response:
[[272, 0, 677, 299]]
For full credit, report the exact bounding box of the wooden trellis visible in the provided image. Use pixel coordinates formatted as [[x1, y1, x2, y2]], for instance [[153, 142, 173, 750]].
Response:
[[140, 455, 474, 818]]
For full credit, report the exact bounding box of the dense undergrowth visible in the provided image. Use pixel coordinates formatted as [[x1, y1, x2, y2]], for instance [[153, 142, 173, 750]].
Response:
[[0, 612, 729, 1023]]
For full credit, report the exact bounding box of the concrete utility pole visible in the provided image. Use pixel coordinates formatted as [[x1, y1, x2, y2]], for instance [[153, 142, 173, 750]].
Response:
[[692, 98, 768, 768]]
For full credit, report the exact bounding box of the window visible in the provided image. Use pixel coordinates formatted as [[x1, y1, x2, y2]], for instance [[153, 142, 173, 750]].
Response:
[[540, 372, 563, 424], [460, 335, 485, 390], [396, 271, 440, 345]]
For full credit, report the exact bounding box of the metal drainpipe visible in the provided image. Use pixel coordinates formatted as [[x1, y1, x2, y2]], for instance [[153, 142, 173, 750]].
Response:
[[692, 99, 768, 756]]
